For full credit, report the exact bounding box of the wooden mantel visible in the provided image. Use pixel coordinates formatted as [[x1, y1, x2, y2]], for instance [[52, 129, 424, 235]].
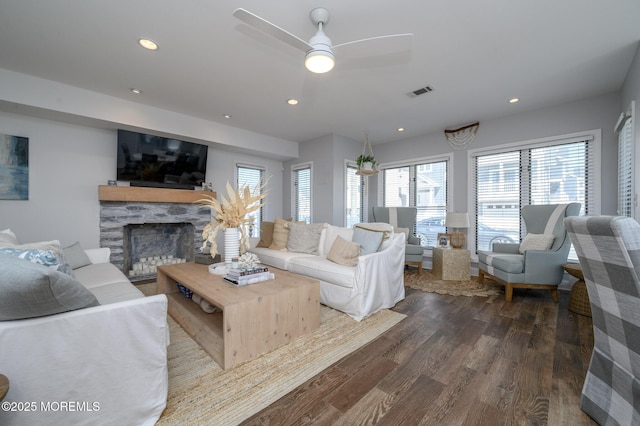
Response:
[[98, 185, 215, 204]]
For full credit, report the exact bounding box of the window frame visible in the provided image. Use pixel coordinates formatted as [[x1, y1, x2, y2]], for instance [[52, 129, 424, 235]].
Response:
[[377, 153, 453, 248], [345, 160, 366, 227], [291, 162, 313, 223], [616, 100, 636, 219], [467, 129, 602, 259], [235, 163, 266, 238]]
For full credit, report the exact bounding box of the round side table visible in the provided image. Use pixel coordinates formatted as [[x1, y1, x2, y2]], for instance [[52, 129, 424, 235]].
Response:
[[563, 263, 591, 317], [0, 374, 9, 402]]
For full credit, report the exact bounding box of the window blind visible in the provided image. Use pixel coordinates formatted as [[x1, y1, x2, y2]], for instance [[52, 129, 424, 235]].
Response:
[[346, 164, 365, 227], [236, 164, 265, 237], [617, 113, 634, 217], [474, 151, 521, 252], [293, 165, 311, 223], [473, 136, 596, 258]]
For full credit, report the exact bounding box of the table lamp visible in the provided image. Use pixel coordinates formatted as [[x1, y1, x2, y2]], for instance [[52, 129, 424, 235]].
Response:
[[446, 212, 469, 249]]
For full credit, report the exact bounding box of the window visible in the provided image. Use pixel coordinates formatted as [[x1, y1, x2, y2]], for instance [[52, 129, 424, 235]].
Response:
[[381, 157, 449, 246], [236, 164, 265, 238], [292, 163, 312, 223], [345, 163, 365, 227], [472, 132, 600, 257], [617, 101, 635, 218]]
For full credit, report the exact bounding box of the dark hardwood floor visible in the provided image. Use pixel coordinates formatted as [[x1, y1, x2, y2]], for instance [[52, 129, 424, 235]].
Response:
[[242, 285, 597, 426]]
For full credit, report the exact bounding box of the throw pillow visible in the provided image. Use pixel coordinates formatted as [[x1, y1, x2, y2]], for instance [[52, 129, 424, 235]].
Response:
[[0, 240, 75, 277], [287, 222, 326, 254], [62, 242, 93, 270], [0, 254, 100, 321], [352, 227, 384, 255], [322, 225, 355, 256], [269, 218, 291, 250], [327, 236, 360, 267], [256, 221, 274, 248], [0, 229, 19, 244], [519, 233, 555, 254]]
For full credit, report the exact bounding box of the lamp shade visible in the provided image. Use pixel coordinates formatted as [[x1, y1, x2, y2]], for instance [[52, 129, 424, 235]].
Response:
[[446, 212, 469, 228]]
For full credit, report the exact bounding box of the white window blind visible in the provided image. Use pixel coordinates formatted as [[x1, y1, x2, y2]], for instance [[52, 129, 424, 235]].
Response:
[[346, 164, 365, 227], [382, 160, 448, 246], [236, 164, 265, 238], [617, 106, 635, 218], [293, 164, 311, 223], [383, 166, 410, 207], [475, 151, 521, 252], [473, 135, 596, 256]]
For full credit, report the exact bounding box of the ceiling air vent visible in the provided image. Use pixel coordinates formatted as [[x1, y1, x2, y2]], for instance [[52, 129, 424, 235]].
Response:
[[407, 85, 434, 98]]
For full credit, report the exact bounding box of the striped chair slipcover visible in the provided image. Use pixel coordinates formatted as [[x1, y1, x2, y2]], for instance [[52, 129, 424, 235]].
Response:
[[565, 215, 640, 425]]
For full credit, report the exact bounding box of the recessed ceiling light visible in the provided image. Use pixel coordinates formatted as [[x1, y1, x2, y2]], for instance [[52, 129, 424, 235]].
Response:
[[287, 99, 299, 105], [509, 98, 519, 104], [397, 127, 405, 132], [138, 38, 158, 51], [223, 114, 231, 119], [130, 88, 142, 94]]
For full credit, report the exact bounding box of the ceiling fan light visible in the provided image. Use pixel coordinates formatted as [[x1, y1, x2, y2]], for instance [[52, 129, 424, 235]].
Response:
[[305, 49, 335, 73]]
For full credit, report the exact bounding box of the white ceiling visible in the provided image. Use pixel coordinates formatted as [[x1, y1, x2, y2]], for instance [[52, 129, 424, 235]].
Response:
[[1, 0, 639, 145]]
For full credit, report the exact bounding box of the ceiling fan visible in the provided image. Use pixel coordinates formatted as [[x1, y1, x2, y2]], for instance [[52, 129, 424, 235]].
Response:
[[233, 7, 413, 74]]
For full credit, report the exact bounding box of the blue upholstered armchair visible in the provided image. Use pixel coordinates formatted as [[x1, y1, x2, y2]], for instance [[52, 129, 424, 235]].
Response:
[[478, 203, 581, 301], [565, 215, 640, 425], [372, 207, 424, 274]]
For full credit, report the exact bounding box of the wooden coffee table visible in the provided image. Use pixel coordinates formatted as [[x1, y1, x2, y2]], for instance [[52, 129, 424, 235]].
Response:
[[157, 263, 320, 369]]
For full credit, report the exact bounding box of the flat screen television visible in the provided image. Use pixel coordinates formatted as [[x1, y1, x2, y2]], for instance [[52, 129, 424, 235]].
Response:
[[116, 129, 208, 190]]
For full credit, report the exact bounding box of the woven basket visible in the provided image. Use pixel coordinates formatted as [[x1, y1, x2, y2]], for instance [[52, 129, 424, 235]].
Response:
[[568, 280, 591, 317]]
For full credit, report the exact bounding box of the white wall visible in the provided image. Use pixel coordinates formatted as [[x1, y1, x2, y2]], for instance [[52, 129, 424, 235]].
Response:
[[0, 112, 284, 248], [283, 134, 360, 225], [0, 112, 113, 247], [372, 92, 621, 215]]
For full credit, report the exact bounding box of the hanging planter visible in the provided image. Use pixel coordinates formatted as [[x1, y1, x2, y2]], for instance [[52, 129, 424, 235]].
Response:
[[356, 133, 379, 175]]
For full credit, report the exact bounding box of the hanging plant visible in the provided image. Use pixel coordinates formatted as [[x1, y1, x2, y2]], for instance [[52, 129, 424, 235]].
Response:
[[356, 154, 376, 168], [355, 133, 379, 175]]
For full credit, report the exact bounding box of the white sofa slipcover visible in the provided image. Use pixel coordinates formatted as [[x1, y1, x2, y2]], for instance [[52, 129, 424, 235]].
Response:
[[0, 248, 169, 426], [250, 224, 405, 321]]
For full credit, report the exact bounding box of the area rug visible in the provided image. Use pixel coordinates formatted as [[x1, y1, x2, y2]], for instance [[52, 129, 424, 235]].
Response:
[[137, 283, 405, 425], [404, 269, 502, 297]]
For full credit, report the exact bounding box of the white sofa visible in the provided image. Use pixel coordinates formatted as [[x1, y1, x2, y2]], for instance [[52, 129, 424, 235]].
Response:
[[250, 224, 406, 321], [0, 247, 169, 426]]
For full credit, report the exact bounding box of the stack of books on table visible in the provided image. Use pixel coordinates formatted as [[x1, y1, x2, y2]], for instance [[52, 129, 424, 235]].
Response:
[[223, 266, 274, 286]]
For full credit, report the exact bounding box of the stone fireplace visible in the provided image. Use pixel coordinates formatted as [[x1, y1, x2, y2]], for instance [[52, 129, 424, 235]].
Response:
[[98, 185, 213, 281]]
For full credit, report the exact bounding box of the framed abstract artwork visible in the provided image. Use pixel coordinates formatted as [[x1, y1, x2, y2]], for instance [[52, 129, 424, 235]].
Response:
[[0, 134, 29, 200]]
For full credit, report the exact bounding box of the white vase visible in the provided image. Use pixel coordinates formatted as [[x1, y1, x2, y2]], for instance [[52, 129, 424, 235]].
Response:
[[224, 227, 240, 266]]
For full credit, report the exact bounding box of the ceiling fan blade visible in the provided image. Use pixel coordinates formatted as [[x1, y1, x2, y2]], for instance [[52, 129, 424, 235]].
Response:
[[233, 8, 311, 53], [333, 33, 413, 58]]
